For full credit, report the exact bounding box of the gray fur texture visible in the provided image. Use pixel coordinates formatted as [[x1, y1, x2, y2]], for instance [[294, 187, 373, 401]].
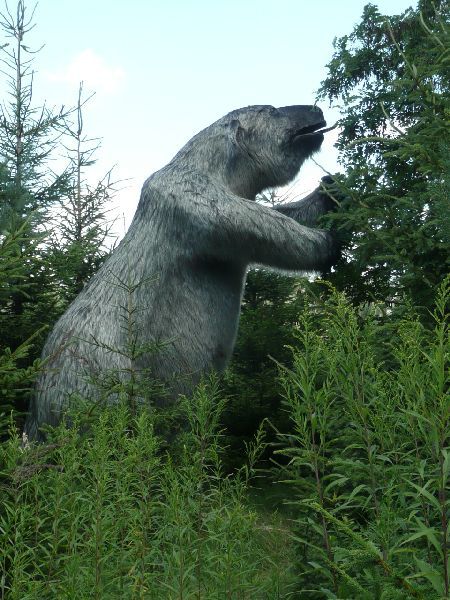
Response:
[[25, 104, 339, 439]]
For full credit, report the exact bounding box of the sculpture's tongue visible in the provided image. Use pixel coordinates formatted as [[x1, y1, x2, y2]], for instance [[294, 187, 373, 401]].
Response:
[[293, 122, 338, 140]]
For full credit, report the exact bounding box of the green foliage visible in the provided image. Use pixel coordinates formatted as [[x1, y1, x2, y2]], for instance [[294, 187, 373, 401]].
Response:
[[0, 218, 41, 301], [318, 1, 450, 308], [0, 222, 45, 434], [3, 277, 447, 598], [0, 332, 41, 438], [47, 83, 117, 306], [223, 270, 301, 463], [277, 278, 450, 598], [0, 3, 114, 422], [0, 1, 72, 350], [0, 1, 70, 222], [0, 380, 296, 599]]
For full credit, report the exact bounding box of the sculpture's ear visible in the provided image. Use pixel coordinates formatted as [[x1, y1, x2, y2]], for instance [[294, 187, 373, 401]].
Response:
[[225, 119, 248, 180], [228, 118, 246, 147]]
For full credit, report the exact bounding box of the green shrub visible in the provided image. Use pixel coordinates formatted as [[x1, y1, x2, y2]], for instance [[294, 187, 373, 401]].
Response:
[[277, 278, 449, 598], [0, 377, 296, 599]]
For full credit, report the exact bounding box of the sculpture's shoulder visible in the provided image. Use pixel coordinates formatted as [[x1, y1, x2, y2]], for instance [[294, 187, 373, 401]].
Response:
[[138, 162, 232, 219]]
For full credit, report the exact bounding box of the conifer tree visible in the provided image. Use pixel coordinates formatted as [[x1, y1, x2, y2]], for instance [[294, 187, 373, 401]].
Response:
[[318, 0, 450, 309], [48, 82, 117, 306], [0, 0, 70, 347]]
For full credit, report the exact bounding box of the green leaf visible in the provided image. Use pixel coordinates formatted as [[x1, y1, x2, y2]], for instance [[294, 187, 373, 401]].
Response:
[[405, 480, 441, 513], [413, 557, 445, 596], [401, 518, 442, 558]]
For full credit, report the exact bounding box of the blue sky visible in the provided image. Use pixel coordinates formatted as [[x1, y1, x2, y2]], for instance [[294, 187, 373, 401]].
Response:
[[7, 0, 415, 231]]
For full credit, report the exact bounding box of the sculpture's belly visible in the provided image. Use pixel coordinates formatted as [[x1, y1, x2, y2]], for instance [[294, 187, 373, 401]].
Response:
[[145, 256, 246, 377]]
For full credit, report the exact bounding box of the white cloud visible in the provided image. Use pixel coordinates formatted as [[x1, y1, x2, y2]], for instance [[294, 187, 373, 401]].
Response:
[[45, 49, 125, 94]]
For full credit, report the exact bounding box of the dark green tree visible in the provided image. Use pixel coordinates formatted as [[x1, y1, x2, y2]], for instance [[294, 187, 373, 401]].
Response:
[[318, 0, 450, 309], [223, 269, 300, 463], [0, 1, 71, 349], [0, 219, 43, 436], [0, 2, 114, 422]]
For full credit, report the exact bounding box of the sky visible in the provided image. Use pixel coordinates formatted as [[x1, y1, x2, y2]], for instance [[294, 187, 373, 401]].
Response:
[[4, 0, 415, 234]]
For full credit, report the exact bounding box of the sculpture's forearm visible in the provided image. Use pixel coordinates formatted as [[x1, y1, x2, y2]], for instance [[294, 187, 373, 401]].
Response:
[[274, 176, 339, 228]]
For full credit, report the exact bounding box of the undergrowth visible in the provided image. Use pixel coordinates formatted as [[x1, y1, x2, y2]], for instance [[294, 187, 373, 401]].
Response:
[[277, 278, 449, 598], [1, 279, 448, 599], [1, 378, 296, 599]]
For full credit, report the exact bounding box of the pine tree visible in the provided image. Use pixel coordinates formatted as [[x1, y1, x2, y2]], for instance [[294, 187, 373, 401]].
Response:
[[47, 82, 117, 306], [318, 0, 450, 309], [0, 0, 70, 347]]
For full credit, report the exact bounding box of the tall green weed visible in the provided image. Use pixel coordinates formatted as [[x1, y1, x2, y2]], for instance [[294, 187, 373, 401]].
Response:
[[1, 378, 296, 599], [277, 278, 449, 598]]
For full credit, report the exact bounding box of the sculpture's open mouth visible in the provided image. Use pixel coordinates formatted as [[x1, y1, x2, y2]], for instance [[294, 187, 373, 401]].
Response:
[[292, 121, 337, 140]]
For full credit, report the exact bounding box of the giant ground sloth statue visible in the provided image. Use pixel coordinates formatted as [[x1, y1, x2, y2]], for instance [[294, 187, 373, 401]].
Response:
[[25, 104, 339, 439]]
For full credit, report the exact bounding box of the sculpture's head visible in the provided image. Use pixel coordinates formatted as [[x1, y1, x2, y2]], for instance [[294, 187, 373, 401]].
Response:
[[172, 104, 334, 200], [220, 104, 331, 198]]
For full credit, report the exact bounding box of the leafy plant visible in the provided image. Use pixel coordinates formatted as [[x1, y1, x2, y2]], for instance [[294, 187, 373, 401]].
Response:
[[318, 1, 450, 309], [1, 378, 297, 599], [277, 278, 449, 598]]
